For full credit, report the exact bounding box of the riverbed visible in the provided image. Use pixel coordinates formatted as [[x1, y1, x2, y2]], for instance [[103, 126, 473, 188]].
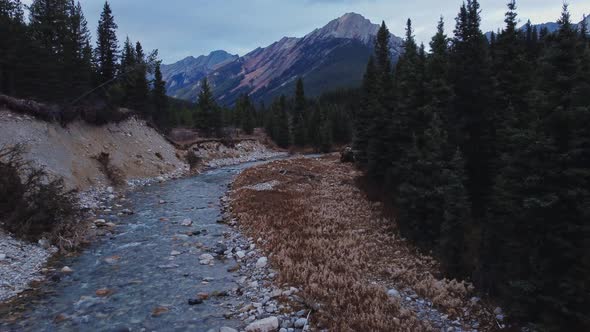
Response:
[[1, 161, 269, 332]]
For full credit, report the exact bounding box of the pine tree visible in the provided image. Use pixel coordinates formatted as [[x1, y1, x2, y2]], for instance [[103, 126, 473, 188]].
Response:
[[391, 18, 424, 181], [194, 78, 221, 136], [28, 0, 71, 101], [235, 94, 255, 135], [28, 0, 70, 54], [483, 5, 590, 328], [524, 20, 541, 61], [366, 22, 393, 179], [318, 105, 333, 153], [424, 17, 452, 132], [374, 21, 393, 95], [270, 95, 290, 148], [292, 78, 307, 146], [521, 5, 590, 328], [574, 14, 590, 106], [66, 1, 93, 98], [353, 56, 377, 166], [306, 104, 322, 149], [440, 148, 471, 277], [130, 41, 150, 115], [0, 0, 26, 96], [493, 0, 531, 131], [449, 0, 495, 216], [152, 61, 168, 128], [119, 37, 136, 107], [95, 1, 118, 85], [397, 113, 448, 248]]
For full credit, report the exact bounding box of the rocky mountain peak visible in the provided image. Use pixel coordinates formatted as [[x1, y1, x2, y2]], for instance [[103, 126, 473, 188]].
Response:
[[306, 12, 379, 44]]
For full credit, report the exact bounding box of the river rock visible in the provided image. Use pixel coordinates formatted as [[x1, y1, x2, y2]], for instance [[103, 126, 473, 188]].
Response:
[[219, 327, 238, 332], [94, 219, 107, 227], [236, 251, 246, 259], [211, 290, 229, 297], [151, 306, 169, 316], [188, 298, 204, 305], [38, 238, 51, 249], [227, 264, 240, 272], [245, 316, 279, 332], [212, 243, 227, 255], [199, 254, 214, 265], [121, 209, 134, 215], [95, 288, 113, 297], [387, 288, 401, 298], [61, 266, 73, 274], [170, 250, 181, 256], [181, 219, 193, 226], [0, 253, 6, 261], [256, 257, 268, 268], [294, 318, 307, 328]]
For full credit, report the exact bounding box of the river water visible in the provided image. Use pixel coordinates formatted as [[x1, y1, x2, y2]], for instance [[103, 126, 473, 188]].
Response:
[[1, 162, 266, 332]]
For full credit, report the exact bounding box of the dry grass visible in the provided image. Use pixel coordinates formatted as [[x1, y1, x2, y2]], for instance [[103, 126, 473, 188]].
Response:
[[230, 155, 493, 331]]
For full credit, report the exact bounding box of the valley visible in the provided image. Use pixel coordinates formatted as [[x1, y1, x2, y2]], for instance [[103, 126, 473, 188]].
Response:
[[0, 0, 589, 331]]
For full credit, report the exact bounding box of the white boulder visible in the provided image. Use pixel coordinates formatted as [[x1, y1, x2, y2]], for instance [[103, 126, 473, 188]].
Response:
[[245, 316, 279, 332]]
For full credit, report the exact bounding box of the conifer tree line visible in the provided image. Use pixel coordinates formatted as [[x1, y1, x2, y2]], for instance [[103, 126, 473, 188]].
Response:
[[261, 78, 355, 151], [352, 1, 589, 329], [0, 0, 168, 126]]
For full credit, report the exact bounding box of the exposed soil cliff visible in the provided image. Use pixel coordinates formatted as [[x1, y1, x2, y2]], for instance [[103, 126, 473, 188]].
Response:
[[0, 110, 185, 190]]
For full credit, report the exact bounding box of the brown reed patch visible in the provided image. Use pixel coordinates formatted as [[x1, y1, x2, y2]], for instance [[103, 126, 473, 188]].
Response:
[[230, 155, 491, 331]]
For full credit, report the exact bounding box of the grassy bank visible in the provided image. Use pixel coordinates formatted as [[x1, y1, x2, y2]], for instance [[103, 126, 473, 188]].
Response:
[[229, 155, 496, 331]]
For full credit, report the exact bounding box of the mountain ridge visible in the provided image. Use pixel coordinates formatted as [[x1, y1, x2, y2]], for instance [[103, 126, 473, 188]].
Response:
[[162, 13, 403, 105], [485, 14, 589, 39]]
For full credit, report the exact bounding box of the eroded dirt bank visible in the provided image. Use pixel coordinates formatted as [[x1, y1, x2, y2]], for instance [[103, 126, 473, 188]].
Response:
[[0, 110, 185, 191], [228, 155, 498, 331]]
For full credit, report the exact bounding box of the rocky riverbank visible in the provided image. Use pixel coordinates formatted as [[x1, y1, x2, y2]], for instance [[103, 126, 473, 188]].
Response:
[[0, 233, 56, 303], [0, 143, 285, 307], [214, 193, 313, 332], [0, 166, 187, 306]]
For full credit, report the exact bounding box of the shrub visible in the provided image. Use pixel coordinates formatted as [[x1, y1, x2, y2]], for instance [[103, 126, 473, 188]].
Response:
[[0, 144, 79, 246], [0, 94, 132, 126]]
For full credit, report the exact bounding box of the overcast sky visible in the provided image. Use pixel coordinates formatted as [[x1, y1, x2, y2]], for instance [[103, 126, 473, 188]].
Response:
[[23, 1, 588, 63]]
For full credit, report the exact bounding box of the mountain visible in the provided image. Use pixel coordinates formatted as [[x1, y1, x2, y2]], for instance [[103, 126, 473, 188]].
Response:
[[160, 50, 239, 101], [162, 13, 403, 105], [485, 15, 589, 40]]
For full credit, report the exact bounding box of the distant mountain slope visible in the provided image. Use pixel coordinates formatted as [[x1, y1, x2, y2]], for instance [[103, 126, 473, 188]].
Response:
[[160, 50, 238, 101], [163, 13, 403, 105], [486, 15, 589, 39]]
